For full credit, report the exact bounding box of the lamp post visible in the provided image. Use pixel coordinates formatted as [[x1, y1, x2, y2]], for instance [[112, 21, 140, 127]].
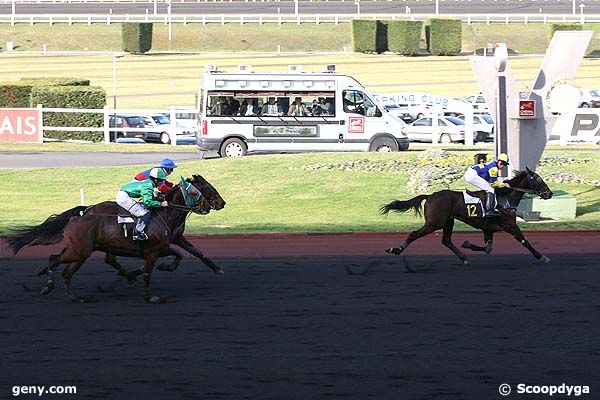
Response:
[[355, 0, 360, 19], [572, 0, 576, 15], [435, 0, 439, 15], [579, 3, 585, 23], [166, 0, 172, 52], [112, 52, 125, 110]]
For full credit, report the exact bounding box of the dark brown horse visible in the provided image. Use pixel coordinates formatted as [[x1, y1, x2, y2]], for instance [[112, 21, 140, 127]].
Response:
[[8, 174, 225, 302], [381, 168, 553, 265]]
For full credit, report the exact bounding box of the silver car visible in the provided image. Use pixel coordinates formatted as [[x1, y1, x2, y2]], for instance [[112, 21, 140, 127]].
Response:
[[403, 116, 467, 144]]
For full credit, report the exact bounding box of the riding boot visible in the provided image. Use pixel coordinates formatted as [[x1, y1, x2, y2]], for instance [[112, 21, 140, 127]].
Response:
[[485, 192, 499, 217], [133, 213, 151, 241]]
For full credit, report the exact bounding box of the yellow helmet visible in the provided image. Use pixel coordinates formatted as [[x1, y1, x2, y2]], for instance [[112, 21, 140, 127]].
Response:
[[498, 153, 510, 165]]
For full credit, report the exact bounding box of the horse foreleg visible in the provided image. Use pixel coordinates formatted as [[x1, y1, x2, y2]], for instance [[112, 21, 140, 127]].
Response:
[[385, 223, 439, 256], [461, 231, 494, 254], [156, 247, 184, 272], [441, 219, 469, 265], [62, 260, 90, 303], [142, 253, 161, 303], [173, 235, 223, 275], [504, 224, 549, 263], [104, 253, 139, 284]]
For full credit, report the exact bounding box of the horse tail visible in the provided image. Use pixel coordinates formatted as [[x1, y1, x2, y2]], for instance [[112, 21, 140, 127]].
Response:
[[380, 195, 430, 218], [6, 206, 87, 255]]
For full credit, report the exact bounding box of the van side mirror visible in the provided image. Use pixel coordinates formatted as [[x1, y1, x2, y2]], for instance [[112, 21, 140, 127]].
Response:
[[375, 107, 382, 117]]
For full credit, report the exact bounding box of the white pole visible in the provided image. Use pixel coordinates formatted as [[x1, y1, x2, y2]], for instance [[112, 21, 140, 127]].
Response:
[[355, 0, 360, 18], [168, 1, 172, 52], [12, 0, 15, 17], [154, 0, 158, 15], [294, 0, 298, 16], [572, 0, 576, 16], [112, 56, 117, 110], [80, 189, 85, 206], [435, 0, 439, 15], [580, 4, 585, 24]]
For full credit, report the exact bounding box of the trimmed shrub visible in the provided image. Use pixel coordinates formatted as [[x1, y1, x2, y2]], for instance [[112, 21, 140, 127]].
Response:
[[31, 86, 106, 142], [351, 20, 377, 53], [351, 20, 388, 53], [19, 77, 91, 86], [122, 22, 153, 54], [547, 23, 583, 42], [426, 18, 462, 55], [0, 84, 34, 107], [387, 20, 423, 55]]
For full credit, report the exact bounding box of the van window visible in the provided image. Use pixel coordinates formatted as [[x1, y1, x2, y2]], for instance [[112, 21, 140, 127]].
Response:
[[343, 90, 380, 117], [205, 91, 335, 117]]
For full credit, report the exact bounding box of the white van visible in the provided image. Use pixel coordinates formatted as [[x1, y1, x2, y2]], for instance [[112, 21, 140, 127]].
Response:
[[196, 65, 409, 157]]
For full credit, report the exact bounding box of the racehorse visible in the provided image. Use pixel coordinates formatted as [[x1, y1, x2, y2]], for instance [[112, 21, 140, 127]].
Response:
[[380, 167, 553, 265], [8, 175, 225, 302]]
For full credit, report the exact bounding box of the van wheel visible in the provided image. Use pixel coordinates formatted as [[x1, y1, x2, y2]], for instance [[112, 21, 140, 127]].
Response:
[[438, 133, 452, 144], [370, 137, 398, 152], [417, 113, 425, 119], [220, 138, 247, 157], [581, 103, 590, 108], [160, 132, 171, 144]]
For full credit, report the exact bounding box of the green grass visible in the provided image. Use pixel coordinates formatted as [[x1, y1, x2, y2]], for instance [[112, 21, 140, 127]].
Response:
[[1, 148, 599, 234]]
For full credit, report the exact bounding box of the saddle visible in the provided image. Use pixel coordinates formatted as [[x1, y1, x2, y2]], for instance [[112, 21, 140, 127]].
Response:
[[464, 189, 516, 210]]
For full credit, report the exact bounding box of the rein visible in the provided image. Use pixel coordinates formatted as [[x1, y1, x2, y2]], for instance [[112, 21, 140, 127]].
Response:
[[508, 187, 536, 194]]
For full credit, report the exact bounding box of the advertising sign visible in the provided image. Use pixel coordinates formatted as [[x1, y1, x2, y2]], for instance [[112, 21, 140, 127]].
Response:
[[519, 100, 536, 118], [0, 109, 42, 143], [348, 116, 364, 134]]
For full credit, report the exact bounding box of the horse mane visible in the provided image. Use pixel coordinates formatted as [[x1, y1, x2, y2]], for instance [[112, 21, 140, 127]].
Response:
[[496, 170, 527, 195]]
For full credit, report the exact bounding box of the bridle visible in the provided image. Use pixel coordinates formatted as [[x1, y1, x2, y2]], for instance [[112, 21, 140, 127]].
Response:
[[509, 172, 550, 198]]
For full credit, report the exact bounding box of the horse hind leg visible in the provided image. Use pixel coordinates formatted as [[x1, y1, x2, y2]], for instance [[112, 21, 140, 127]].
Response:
[[441, 219, 469, 265], [105, 253, 139, 284], [461, 231, 494, 255], [385, 223, 440, 256], [40, 249, 67, 295]]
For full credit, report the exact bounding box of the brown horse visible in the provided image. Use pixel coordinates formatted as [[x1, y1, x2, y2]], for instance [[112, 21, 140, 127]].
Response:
[[8, 174, 225, 302], [381, 168, 553, 265]]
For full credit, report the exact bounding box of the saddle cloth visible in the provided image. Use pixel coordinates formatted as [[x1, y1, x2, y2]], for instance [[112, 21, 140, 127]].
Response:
[[463, 191, 482, 205]]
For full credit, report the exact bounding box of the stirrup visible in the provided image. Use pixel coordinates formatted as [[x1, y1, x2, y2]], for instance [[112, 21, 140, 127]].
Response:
[[484, 209, 500, 217], [133, 232, 148, 241]]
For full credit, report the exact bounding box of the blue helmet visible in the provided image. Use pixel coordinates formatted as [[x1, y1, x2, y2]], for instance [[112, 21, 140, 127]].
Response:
[[160, 158, 177, 169]]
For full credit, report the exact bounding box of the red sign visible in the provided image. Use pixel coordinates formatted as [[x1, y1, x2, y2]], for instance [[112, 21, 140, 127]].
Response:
[[0, 109, 42, 143], [519, 100, 536, 118], [348, 116, 365, 134]]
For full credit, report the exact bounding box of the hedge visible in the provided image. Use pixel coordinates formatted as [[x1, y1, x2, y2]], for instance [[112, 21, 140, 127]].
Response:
[[426, 18, 462, 55], [122, 22, 153, 54], [19, 78, 91, 86], [0, 84, 34, 107], [31, 86, 106, 142], [386, 20, 423, 55], [547, 23, 583, 42], [351, 20, 388, 53]]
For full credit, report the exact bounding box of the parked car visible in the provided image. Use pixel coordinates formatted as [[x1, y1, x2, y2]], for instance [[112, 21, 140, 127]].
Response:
[[384, 104, 412, 122], [459, 113, 495, 142], [463, 93, 490, 113], [578, 88, 600, 108], [403, 116, 468, 144], [108, 115, 148, 142], [141, 114, 192, 144]]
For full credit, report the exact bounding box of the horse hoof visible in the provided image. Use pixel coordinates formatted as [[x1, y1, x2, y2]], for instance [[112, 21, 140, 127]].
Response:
[[214, 269, 224, 275], [385, 247, 402, 256], [145, 295, 161, 304], [40, 284, 54, 295], [70, 296, 91, 303], [462, 260, 470, 266], [36, 267, 48, 276], [538, 255, 550, 264], [460, 240, 471, 249]]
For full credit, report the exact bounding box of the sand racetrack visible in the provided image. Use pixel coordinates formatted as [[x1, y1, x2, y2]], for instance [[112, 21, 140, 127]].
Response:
[[1, 232, 599, 399]]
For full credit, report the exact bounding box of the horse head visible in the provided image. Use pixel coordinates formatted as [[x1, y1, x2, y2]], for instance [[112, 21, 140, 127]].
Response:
[[524, 167, 553, 200], [184, 174, 226, 214]]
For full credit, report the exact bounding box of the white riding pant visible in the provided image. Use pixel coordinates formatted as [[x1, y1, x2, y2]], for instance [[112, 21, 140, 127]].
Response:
[[464, 168, 494, 193], [116, 191, 149, 217]]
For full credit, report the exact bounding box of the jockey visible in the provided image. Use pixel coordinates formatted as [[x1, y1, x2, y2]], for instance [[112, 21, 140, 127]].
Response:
[[117, 167, 169, 240], [134, 158, 178, 193], [464, 153, 510, 217]]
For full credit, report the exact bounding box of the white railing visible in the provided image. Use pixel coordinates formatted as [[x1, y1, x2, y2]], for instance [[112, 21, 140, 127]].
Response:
[[40, 106, 194, 146], [2, 13, 600, 25]]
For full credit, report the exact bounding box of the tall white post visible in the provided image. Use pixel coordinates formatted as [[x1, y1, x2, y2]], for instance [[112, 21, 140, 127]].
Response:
[[167, 0, 172, 52], [154, 0, 158, 15], [112, 52, 125, 110], [435, 0, 439, 15], [294, 0, 298, 17], [572, 0, 576, 16]]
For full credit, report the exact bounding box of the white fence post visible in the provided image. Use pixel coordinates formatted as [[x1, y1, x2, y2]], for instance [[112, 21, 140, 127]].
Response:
[[37, 104, 44, 143], [103, 105, 110, 144], [170, 107, 177, 146]]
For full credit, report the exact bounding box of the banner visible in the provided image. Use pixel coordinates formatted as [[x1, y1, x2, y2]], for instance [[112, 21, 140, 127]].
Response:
[[0, 109, 42, 143]]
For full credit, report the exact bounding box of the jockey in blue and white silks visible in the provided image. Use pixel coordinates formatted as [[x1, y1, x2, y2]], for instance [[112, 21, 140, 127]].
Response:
[[464, 153, 510, 217]]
